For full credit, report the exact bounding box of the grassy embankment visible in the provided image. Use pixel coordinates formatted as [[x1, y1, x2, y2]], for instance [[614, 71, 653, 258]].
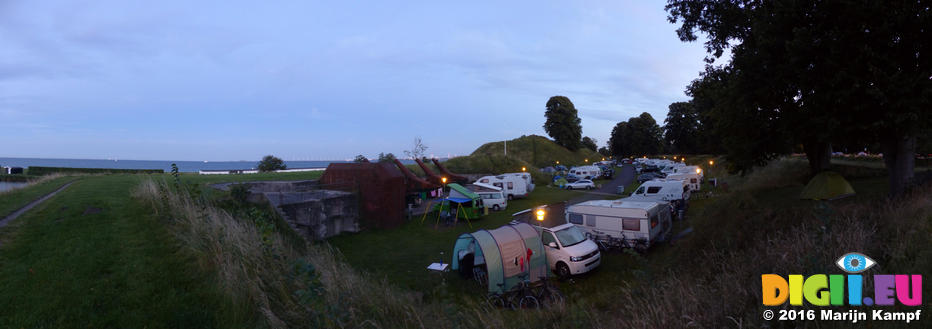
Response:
[[0, 175, 75, 219]]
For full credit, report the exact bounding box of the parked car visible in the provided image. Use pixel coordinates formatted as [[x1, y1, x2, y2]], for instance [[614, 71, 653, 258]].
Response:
[[536, 224, 601, 277], [637, 172, 665, 183], [565, 179, 595, 190]]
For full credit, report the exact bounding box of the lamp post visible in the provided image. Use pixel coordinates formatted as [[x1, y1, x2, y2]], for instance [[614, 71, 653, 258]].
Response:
[[535, 208, 545, 227], [441, 177, 447, 194], [709, 160, 714, 166], [521, 166, 526, 172]]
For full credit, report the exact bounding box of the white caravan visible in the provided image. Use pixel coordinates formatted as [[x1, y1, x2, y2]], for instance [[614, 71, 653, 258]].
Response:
[[674, 165, 704, 179], [566, 200, 673, 248], [468, 183, 508, 211], [475, 174, 531, 200], [568, 165, 602, 180]]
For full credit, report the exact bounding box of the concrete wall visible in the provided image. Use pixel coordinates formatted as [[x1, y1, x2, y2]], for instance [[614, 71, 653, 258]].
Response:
[[212, 180, 360, 240]]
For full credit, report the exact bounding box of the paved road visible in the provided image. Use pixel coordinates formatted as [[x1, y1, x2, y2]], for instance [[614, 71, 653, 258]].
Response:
[[567, 164, 636, 204]]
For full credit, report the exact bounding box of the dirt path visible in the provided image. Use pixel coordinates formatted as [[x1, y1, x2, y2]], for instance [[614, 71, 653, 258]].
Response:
[[0, 181, 75, 228]]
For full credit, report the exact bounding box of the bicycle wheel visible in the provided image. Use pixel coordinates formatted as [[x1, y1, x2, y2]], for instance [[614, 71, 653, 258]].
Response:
[[519, 295, 540, 309]]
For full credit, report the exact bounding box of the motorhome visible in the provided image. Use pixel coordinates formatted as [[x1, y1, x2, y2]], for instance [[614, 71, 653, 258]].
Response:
[[666, 172, 701, 191], [475, 174, 531, 200], [566, 200, 672, 249], [501, 172, 535, 193], [468, 183, 508, 211], [568, 165, 602, 180], [626, 179, 691, 219], [674, 165, 704, 179]]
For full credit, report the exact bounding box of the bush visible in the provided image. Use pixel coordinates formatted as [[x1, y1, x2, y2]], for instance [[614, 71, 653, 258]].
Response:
[[257, 155, 286, 172]]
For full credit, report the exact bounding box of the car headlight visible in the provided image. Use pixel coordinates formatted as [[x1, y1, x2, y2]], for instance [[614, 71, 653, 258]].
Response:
[[570, 256, 583, 262]]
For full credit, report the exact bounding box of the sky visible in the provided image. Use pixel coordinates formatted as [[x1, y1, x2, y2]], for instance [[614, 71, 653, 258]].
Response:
[[0, 0, 710, 161]]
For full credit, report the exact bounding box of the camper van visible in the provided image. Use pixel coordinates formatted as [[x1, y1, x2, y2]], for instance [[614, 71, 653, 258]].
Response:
[[665, 172, 701, 191], [468, 183, 508, 211], [475, 174, 531, 200], [568, 166, 602, 180], [627, 179, 690, 218], [674, 165, 704, 179], [566, 200, 672, 249], [502, 173, 535, 193], [535, 224, 601, 277]]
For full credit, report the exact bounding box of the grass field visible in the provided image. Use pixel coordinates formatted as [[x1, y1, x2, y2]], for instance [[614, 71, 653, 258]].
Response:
[[0, 175, 76, 219], [0, 175, 256, 328]]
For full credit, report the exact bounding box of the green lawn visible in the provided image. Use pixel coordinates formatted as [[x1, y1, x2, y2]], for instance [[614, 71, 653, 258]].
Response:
[[0, 176, 76, 219], [0, 175, 255, 328]]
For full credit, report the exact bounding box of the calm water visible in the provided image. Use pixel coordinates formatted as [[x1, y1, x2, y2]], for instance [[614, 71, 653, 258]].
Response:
[[0, 181, 28, 192], [0, 157, 424, 173]]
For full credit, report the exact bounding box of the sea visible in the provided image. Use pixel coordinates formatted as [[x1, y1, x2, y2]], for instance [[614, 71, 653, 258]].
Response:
[[0, 157, 421, 173]]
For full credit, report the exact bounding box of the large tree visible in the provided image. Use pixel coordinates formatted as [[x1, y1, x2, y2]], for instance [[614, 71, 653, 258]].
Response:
[[610, 112, 664, 157], [257, 155, 286, 172], [663, 102, 700, 154], [667, 0, 932, 195], [581, 136, 598, 152], [543, 96, 583, 150]]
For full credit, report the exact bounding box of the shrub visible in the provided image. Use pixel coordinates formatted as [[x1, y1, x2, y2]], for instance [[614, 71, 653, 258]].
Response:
[[257, 155, 286, 172]]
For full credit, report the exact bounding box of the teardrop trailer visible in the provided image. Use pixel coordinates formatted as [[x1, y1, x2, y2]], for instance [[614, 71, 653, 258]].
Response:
[[451, 223, 563, 308]]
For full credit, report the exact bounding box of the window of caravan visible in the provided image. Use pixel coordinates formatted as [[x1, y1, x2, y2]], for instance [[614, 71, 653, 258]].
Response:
[[568, 213, 583, 225], [586, 215, 596, 227], [691, 178, 698, 184], [647, 186, 662, 194], [493, 182, 503, 189], [480, 179, 489, 183], [650, 214, 658, 228], [623, 218, 640, 231], [635, 187, 645, 195], [507, 182, 514, 190]]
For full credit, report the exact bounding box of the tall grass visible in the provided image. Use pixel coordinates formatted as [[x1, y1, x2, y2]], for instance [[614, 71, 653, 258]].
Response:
[[0, 173, 69, 196]]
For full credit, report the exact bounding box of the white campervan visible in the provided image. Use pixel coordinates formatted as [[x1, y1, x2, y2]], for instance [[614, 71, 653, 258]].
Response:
[[501, 173, 535, 193], [468, 183, 508, 211], [475, 174, 530, 200], [566, 200, 672, 248], [665, 173, 701, 192], [674, 166, 704, 179], [536, 224, 601, 277], [569, 165, 602, 180], [628, 179, 691, 219]]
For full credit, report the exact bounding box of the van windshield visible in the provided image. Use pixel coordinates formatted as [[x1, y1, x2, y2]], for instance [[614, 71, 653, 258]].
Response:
[[554, 226, 586, 247]]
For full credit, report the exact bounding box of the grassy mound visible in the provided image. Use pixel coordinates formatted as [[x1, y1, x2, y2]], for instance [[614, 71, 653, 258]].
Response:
[[443, 135, 603, 183]]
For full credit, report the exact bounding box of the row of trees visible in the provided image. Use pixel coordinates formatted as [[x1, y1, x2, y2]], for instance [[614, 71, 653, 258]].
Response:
[[663, 0, 931, 195]]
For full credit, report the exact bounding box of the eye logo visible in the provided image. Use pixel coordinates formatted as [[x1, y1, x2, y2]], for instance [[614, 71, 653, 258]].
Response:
[[835, 252, 875, 273]]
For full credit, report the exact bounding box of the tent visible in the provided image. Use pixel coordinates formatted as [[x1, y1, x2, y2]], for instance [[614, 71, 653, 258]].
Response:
[[800, 171, 855, 200], [437, 183, 482, 220], [452, 222, 548, 294]]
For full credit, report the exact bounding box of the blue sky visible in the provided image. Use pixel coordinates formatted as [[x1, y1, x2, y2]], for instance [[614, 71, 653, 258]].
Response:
[[0, 0, 708, 161]]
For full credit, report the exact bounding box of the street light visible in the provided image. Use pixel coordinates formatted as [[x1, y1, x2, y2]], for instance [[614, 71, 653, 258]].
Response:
[[709, 160, 714, 166], [584, 159, 588, 163], [536, 209, 545, 222], [521, 166, 526, 172]]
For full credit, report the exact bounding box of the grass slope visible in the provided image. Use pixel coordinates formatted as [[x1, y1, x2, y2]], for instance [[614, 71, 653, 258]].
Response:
[[443, 135, 603, 183], [0, 175, 253, 328], [0, 176, 75, 219]]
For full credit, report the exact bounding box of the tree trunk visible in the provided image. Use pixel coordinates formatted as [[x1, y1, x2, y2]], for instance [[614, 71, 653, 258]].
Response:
[[803, 141, 832, 175], [882, 135, 916, 197]]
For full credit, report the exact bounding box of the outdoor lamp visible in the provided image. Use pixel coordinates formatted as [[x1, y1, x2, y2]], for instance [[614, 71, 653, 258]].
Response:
[[709, 160, 714, 166], [536, 209, 545, 222], [522, 166, 526, 172], [696, 168, 701, 174], [441, 177, 447, 184]]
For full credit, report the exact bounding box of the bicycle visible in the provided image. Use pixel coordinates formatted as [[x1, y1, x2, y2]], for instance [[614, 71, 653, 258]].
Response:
[[620, 237, 649, 253], [488, 275, 540, 310], [532, 276, 565, 308]]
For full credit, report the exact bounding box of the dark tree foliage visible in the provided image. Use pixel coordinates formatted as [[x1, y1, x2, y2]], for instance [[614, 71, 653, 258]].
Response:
[[610, 113, 664, 157], [543, 96, 583, 150], [668, 0, 932, 195], [581, 136, 598, 152], [377, 153, 396, 163], [353, 155, 369, 163], [598, 146, 611, 157], [257, 155, 286, 172], [663, 102, 701, 154]]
